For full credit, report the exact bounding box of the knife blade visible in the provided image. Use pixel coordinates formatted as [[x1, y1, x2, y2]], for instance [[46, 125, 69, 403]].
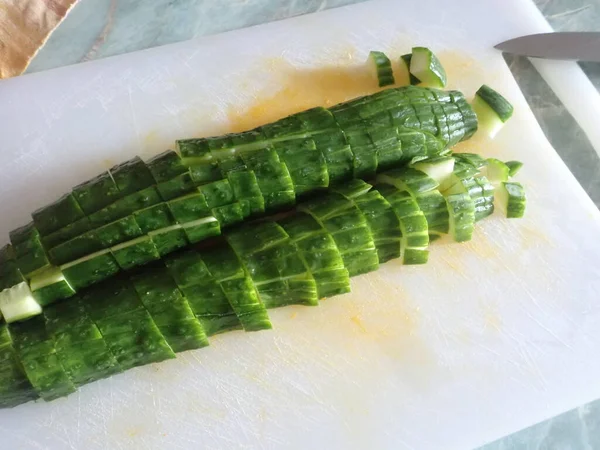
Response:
[[495, 32, 600, 62]]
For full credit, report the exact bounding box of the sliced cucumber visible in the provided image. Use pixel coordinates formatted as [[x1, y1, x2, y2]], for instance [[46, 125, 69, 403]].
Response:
[[0, 283, 42, 323], [410, 47, 447, 88], [61, 249, 120, 291], [472, 85, 514, 138], [400, 54, 420, 85], [505, 160, 524, 177], [368, 51, 395, 87], [29, 267, 75, 307], [498, 182, 526, 218], [485, 158, 510, 184], [411, 156, 455, 191], [446, 193, 475, 242]]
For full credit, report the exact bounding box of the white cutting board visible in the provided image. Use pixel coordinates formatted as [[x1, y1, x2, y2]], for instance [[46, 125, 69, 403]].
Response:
[[1, 0, 600, 448]]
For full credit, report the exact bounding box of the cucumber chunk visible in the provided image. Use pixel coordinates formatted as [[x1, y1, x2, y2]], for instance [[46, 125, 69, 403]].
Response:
[[0, 282, 42, 323], [485, 158, 510, 184], [111, 236, 160, 270], [411, 156, 455, 190], [498, 182, 526, 218], [505, 160, 524, 177], [367, 51, 395, 87], [146, 150, 189, 183], [446, 193, 475, 242], [109, 156, 155, 196], [32, 193, 85, 236], [472, 85, 513, 138], [30, 267, 75, 307], [61, 250, 120, 290], [410, 47, 447, 88], [72, 171, 123, 215], [400, 54, 421, 85]]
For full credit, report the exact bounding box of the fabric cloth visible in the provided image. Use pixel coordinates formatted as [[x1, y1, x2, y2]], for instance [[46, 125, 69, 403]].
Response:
[[0, 0, 78, 79]]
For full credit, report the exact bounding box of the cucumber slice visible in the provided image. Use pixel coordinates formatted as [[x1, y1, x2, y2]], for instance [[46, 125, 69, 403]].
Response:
[[181, 216, 220, 243], [32, 193, 86, 236], [30, 267, 75, 307], [61, 250, 120, 291], [227, 171, 265, 217], [505, 160, 524, 177], [198, 179, 235, 208], [473, 176, 495, 222], [155, 171, 196, 201], [109, 156, 155, 196], [472, 85, 514, 138], [400, 54, 421, 85], [88, 186, 161, 227], [367, 51, 395, 87], [415, 189, 449, 238], [133, 202, 176, 233], [242, 148, 295, 210], [14, 235, 51, 277], [498, 182, 526, 218], [203, 244, 271, 332], [9, 222, 38, 246], [94, 215, 143, 248], [167, 191, 210, 224], [110, 236, 160, 270], [72, 171, 123, 215], [485, 158, 510, 184], [9, 317, 77, 400], [377, 184, 430, 265], [453, 153, 487, 171], [445, 193, 475, 242], [369, 126, 403, 171], [146, 150, 189, 183], [311, 130, 354, 184], [148, 224, 189, 256], [48, 230, 104, 266], [377, 166, 439, 195], [410, 47, 447, 88], [275, 139, 329, 196], [411, 156, 455, 191], [41, 217, 92, 250], [0, 282, 42, 323]]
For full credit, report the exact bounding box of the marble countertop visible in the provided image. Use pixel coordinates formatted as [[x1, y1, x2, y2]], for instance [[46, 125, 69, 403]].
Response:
[[27, 0, 600, 448]]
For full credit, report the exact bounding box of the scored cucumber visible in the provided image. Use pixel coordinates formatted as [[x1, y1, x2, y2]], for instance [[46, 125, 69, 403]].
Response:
[[472, 85, 514, 138], [446, 193, 475, 242], [410, 47, 447, 88], [368, 51, 395, 87]]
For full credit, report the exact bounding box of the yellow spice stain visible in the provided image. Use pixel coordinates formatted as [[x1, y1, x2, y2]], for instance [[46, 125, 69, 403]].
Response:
[[227, 57, 378, 132], [350, 314, 367, 333]]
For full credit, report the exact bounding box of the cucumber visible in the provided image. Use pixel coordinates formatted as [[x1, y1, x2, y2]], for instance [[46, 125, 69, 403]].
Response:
[[445, 193, 475, 242], [453, 153, 487, 172], [32, 193, 85, 236], [411, 156, 455, 191], [148, 224, 189, 256], [339, 186, 402, 264], [146, 150, 189, 183], [202, 244, 271, 332], [279, 213, 350, 299], [472, 85, 513, 138], [299, 192, 379, 277], [72, 171, 123, 215], [377, 185, 429, 265], [61, 250, 120, 290], [41, 217, 92, 250], [414, 189, 450, 239], [485, 158, 510, 184], [165, 250, 243, 335], [88, 186, 162, 227], [110, 236, 160, 270], [8, 316, 77, 400], [498, 182, 526, 218], [410, 47, 447, 88], [274, 139, 329, 196], [0, 282, 42, 323], [505, 160, 524, 177], [29, 267, 75, 307], [400, 54, 421, 85], [367, 51, 395, 87], [109, 156, 156, 196], [227, 222, 319, 308]]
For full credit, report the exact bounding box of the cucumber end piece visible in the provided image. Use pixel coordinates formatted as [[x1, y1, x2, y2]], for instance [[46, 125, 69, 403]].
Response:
[[0, 282, 42, 323], [410, 47, 447, 88]]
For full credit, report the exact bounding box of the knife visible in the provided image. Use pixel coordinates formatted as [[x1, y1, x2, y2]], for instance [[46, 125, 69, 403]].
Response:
[[495, 32, 600, 62]]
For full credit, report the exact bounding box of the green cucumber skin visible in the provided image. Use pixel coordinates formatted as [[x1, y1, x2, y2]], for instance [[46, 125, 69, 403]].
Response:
[[475, 85, 514, 123], [0, 86, 480, 313], [0, 165, 526, 406]]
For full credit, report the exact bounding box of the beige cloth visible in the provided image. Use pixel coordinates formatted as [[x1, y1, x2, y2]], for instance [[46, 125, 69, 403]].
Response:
[[0, 0, 78, 79]]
